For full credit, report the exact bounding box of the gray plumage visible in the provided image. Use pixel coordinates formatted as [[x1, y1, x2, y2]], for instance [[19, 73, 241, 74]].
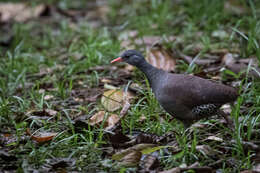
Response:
[[113, 50, 238, 125]]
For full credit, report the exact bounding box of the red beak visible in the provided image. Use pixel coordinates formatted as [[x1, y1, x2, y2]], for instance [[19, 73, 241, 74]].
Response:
[[111, 57, 122, 63]]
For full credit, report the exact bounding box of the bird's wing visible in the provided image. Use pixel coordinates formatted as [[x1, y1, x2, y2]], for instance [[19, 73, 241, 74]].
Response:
[[163, 74, 238, 109]]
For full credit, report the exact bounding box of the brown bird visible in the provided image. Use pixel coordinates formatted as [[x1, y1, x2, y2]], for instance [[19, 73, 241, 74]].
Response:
[[111, 50, 238, 126]]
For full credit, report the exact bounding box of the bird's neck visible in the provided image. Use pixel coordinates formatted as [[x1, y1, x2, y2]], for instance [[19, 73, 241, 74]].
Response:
[[136, 60, 163, 87]]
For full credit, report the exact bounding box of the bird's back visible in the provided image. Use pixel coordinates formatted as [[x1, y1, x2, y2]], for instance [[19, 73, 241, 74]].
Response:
[[154, 73, 238, 109]]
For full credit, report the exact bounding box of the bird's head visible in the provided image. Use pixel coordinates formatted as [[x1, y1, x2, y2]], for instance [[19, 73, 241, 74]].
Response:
[[111, 50, 145, 66]]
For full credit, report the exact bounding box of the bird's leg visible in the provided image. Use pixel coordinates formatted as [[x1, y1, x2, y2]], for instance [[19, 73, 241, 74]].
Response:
[[218, 109, 234, 129]]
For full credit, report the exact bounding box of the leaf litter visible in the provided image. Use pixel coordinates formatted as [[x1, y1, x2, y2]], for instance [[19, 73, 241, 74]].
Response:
[[2, 1, 260, 172]]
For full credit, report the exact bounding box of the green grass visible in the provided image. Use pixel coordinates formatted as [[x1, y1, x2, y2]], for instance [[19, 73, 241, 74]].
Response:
[[0, 0, 260, 172]]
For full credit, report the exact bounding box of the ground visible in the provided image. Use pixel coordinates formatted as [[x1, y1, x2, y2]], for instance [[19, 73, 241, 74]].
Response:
[[0, 0, 260, 172]]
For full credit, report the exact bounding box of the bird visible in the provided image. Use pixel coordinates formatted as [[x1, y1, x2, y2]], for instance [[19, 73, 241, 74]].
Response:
[[111, 50, 238, 127]]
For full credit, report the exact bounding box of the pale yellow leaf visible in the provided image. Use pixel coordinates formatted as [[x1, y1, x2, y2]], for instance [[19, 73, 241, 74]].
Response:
[[101, 89, 134, 112]]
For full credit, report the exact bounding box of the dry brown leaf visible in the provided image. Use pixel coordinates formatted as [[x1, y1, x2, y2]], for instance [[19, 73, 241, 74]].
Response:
[[106, 113, 120, 129], [88, 111, 120, 129], [101, 89, 122, 112], [146, 46, 176, 72], [26, 128, 57, 143], [0, 3, 46, 22], [118, 150, 142, 167], [112, 144, 157, 161], [101, 89, 134, 112], [141, 155, 160, 171], [88, 111, 107, 125]]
